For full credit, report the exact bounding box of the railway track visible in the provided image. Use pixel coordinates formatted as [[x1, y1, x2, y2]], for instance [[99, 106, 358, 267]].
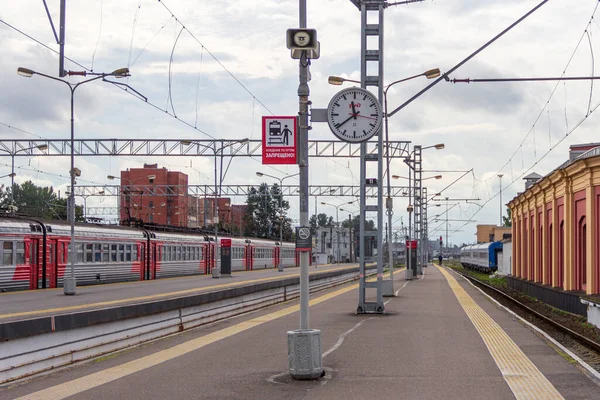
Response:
[[452, 268, 600, 372]]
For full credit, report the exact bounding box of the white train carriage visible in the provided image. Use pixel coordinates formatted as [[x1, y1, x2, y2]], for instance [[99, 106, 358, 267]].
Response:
[[460, 241, 503, 272], [150, 231, 210, 279], [46, 221, 146, 286], [0, 219, 40, 291]]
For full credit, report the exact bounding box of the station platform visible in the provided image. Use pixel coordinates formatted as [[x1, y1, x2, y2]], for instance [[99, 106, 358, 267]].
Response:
[[3, 264, 599, 400], [0, 263, 356, 337]]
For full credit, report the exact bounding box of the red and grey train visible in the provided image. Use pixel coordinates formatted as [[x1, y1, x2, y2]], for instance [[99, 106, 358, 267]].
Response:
[[0, 216, 300, 292]]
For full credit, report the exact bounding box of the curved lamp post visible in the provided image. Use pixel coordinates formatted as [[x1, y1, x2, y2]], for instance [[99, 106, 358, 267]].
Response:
[[256, 171, 299, 271], [328, 69, 440, 283], [18, 66, 130, 295], [320, 201, 354, 263], [181, 139, 248, 276], [0, 144, 48, 210]]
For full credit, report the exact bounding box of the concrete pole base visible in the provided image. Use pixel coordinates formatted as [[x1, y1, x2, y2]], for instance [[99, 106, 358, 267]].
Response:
[[405, 269, 413, 280], [288, 329, 323, 380], [63, 277, 77, 295], [382, 279, 395, 297], [278, 265, 284, 272]]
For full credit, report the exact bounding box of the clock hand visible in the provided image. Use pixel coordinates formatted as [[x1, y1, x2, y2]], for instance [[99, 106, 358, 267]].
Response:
[[355, 114, 377, 120], [334, 114, 355, 128], [351, 101, 357, 119]]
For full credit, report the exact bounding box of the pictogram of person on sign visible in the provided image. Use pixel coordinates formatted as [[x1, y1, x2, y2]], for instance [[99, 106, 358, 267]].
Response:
[[282, 124, 292, 145]]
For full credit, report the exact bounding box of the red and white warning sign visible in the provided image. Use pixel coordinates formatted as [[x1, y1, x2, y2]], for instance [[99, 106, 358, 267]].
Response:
[[262, 116, 297, 165]]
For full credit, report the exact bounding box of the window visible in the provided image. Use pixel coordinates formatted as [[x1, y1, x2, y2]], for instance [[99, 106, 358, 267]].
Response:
[[119, 244, 125, 262], [102, 244, 110, 262], [148, 214, 154, 222], [149, 201, 154, 208], [111, 244, 118, 262], [3, 242, 13, 265], [94, 244, 102, 262], [76, 243, 84, 263], [16, 242, 25, 264], [125, 244, 132, 262], [86, 243, 93, 263]]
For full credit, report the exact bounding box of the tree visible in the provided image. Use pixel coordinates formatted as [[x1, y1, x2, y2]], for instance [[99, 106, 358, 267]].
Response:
[[502, 208, 512, 227], [0, 181, 83, 221], [243, 183, 293, 240]]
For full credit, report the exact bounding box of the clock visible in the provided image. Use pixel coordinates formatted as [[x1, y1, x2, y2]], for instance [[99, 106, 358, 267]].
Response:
[[326, 87, 383, 143]]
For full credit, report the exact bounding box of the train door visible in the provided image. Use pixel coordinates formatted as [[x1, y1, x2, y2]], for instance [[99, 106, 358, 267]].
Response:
[[139, 243, 146, 280], [28, 238, 39, 289], [209, 242, 216, 272], [46, 238, 58, 288], [151, 242, 158, 280], [274, 247, 280, 269]]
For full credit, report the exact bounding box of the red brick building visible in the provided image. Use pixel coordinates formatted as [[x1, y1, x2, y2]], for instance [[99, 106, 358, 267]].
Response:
[[119, 164, 188, 226]]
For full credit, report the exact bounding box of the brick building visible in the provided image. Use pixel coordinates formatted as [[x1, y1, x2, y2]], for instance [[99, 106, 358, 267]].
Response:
[[476, 224, 512, 243], [118, 164, 188, 227]]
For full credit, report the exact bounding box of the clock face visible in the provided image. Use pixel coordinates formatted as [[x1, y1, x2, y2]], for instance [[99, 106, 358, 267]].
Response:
[[326, 87, 382, 143]]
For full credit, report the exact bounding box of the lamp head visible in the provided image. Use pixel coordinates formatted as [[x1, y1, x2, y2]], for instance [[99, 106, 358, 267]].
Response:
[[180, 140, 192, 146], [328, 76, 345, 85], [407, 204, 414, 213], [107, 175, 116, 180], [17, 67, 34, 78], [424, 68, 441, 79], [256, 172, 264, 177], [36, 144, 48, 151], [320, 201, 326, 205], [434, 175, 442, 180], [147, 175, 156, 180], [434, 143, 445, 150], [111, 67, 130, 78]]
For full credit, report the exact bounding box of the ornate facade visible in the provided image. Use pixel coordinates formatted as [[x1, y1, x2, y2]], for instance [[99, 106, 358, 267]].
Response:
[[508, 147, 600, 295]]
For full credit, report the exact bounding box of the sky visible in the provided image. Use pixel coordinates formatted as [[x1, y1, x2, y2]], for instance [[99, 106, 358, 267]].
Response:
[[2, 0, 600, 246]]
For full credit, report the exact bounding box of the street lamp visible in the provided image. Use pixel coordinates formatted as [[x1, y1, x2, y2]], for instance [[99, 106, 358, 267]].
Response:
[[329, 69, 440, 284], [256, 171, 299, 271], [0, 144, 48, 210], [340, 207, 357, 263], [402, 145, 444, 279], [181, 139, 248, 276], [66, 189, 105, 221], [320, 201, 353, 264], [18, 66, 129, 295], [498, 173, 504, 226]]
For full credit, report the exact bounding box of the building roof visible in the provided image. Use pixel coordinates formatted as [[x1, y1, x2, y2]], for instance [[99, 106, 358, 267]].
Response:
[[523, 172, 542, 180]]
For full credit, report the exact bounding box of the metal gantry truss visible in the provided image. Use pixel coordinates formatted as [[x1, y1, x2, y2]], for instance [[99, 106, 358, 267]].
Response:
[[0, 139, 410, 159], [73, 184, 411, 197]]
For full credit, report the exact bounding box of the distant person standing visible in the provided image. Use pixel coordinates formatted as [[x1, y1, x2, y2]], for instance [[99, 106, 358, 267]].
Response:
[[438, 254, 443, 265]]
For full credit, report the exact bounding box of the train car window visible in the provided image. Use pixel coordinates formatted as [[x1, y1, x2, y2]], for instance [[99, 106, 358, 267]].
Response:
[[111, 244, 117, 262], [16, 242, 25, 264], [102, 244, 110, 262], [49, 243, 55, 264], [175, 246, 180, 261], [3, 242, 13, 265], [86, 243, 93, 263], [76, 243, 84, 263], [119, 244, 125, 262], [94, 244, 102, 262], [133, 245, 138, 262], [125, 245, 132, 262]]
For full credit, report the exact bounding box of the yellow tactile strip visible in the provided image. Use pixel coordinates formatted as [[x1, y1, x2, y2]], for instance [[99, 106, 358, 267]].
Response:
[[13, 269, 402, 400], [437, 266, 564, 400]]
